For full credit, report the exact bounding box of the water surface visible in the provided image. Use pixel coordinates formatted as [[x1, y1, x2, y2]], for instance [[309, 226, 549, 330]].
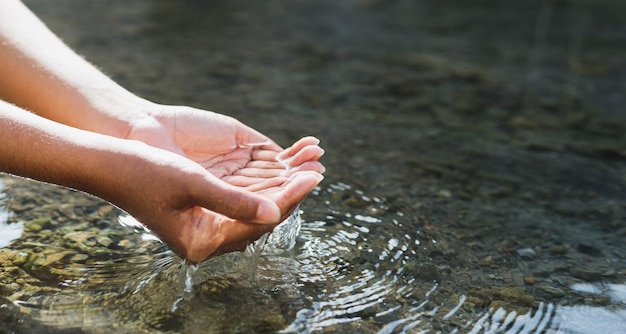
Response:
[[1, 0, 625, 332]]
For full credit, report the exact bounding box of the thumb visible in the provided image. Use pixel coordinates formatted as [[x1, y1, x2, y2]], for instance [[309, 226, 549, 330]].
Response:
[[192, 177, 281, 224]]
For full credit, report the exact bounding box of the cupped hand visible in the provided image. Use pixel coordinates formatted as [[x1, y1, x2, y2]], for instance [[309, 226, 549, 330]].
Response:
[[122, 104, 324, 262], [126, 104, 324, 181]]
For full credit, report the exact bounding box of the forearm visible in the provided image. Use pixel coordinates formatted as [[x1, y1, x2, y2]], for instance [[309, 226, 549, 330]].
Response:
[[0, 100, 291, 260], [0, 100, 150, 209], [0, 0, 150, 138]]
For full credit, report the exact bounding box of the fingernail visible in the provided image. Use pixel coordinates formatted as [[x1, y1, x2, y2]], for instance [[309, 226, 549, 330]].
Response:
[[256, 201, 281, 224], [315, 174, 325, 183]]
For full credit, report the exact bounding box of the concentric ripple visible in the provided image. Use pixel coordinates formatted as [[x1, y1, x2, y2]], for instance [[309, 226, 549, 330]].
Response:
[[266, 182, 455, 333], [1, 180, 625, 333]]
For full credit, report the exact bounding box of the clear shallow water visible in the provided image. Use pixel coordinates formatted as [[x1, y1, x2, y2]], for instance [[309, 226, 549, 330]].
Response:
[[0, 185, 23, 249], [3, 0, 626, 332], [1, 180, 625, 333]]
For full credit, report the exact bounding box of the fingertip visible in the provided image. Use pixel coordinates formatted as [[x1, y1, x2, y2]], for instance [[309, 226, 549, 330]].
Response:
[[309, 171, 325, 185], [280, 145, 324, 168], [271, 171, 324, 214], [277, 136, 322, 160], [255, 200, 281, 224], [302, 136, 320, 145], [289, 171, 325, 189]]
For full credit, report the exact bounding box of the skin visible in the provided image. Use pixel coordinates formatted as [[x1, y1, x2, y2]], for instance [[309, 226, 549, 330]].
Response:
[[0, 0, 324, 263]]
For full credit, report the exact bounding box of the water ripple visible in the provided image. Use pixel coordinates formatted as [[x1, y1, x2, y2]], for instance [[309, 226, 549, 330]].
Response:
[[2, 181, 625, 333]]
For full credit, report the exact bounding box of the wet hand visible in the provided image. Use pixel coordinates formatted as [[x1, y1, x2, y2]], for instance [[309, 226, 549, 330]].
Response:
[[125, 104, 325, 181], [122, 104, 325, 262]]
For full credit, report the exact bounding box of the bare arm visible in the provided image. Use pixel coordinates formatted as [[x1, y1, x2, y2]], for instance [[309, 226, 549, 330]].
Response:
[[0, 0, 146, 137], [0, 101, 324, 262], [0, 1, 324, 262]]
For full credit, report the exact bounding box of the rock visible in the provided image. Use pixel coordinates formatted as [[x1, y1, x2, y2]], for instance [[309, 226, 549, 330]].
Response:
[[405, 262, 441, 282], [96, 236, 113, 248], [69, 254, 89, 262], [516, 248, 537, 259], [576, 244, 603, 257], [548, 245, 568, 255], [41, 251, 70, 266], [537, 285, 565, 298], [569, 267, 602, 281]]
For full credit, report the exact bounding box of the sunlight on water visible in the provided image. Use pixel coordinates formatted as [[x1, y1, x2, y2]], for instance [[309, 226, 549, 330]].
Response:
[[0, 179, 24, 249], [1, 180, 625, 333], [0, 215, 23, 249], [275, 182, 447, 333], [466, 302, 626, 334]]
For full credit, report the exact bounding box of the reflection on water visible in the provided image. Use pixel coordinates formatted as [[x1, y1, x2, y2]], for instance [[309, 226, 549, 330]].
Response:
[[472, 302, 626, 334], [0, 212, 23, 249], [0, 179, 24, 248], [1, 180, 624, 333]]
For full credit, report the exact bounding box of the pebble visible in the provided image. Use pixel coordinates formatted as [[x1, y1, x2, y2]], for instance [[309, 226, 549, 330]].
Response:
[[407, 263, 441, 282], [548, 245, 568, 255], [516, 248, 537, 259], [569, 267, 603, 281], [538, 285, 565, 298]]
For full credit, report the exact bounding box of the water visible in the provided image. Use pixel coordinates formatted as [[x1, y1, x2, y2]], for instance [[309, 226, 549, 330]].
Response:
[[1, 178, 624, 333], [0, 179, 20, 248], [2, 0, 626, 332], [0, 181, 461, 332]]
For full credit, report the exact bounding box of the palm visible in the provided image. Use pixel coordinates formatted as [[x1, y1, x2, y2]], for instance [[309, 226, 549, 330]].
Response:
[[126, 106, 324, 262], [131, 105, 322, 193]]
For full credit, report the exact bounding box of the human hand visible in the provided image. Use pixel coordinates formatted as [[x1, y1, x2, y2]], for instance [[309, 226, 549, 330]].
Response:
[[0, 0, 323, 263], [125, 104, 324, 182], [121, 104, 324, 262], [104, 140, 322, 263]]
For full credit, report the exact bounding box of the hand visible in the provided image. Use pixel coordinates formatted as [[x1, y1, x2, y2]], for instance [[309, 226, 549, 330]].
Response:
[[0, 1, 324, 263], [121, 104, 324, 262], [124, 104, 324, 181]]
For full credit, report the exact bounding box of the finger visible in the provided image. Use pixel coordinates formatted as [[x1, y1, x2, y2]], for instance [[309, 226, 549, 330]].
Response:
[[221, 175, 271, 187], [245, 160, 285, 169], [184, 209, 277, 262], [280, 161, 326, 177], [233, 167, 284, 178], [237, 141, 282, 155], [212, 220, 276, 257], [192, 177, 281, 224], [264, 171, 324, 219], [251, 149, 280, 162], [259, 142, 282, 152], [278, 145, 324, 169], [244, 176, 288, 192], [276, 136, 320, 162], [236, 140, 274, 149], [221, 174, 286, 188]]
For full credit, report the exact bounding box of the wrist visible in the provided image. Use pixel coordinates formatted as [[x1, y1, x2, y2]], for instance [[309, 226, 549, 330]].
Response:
[[73, 90, 157, 139]]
